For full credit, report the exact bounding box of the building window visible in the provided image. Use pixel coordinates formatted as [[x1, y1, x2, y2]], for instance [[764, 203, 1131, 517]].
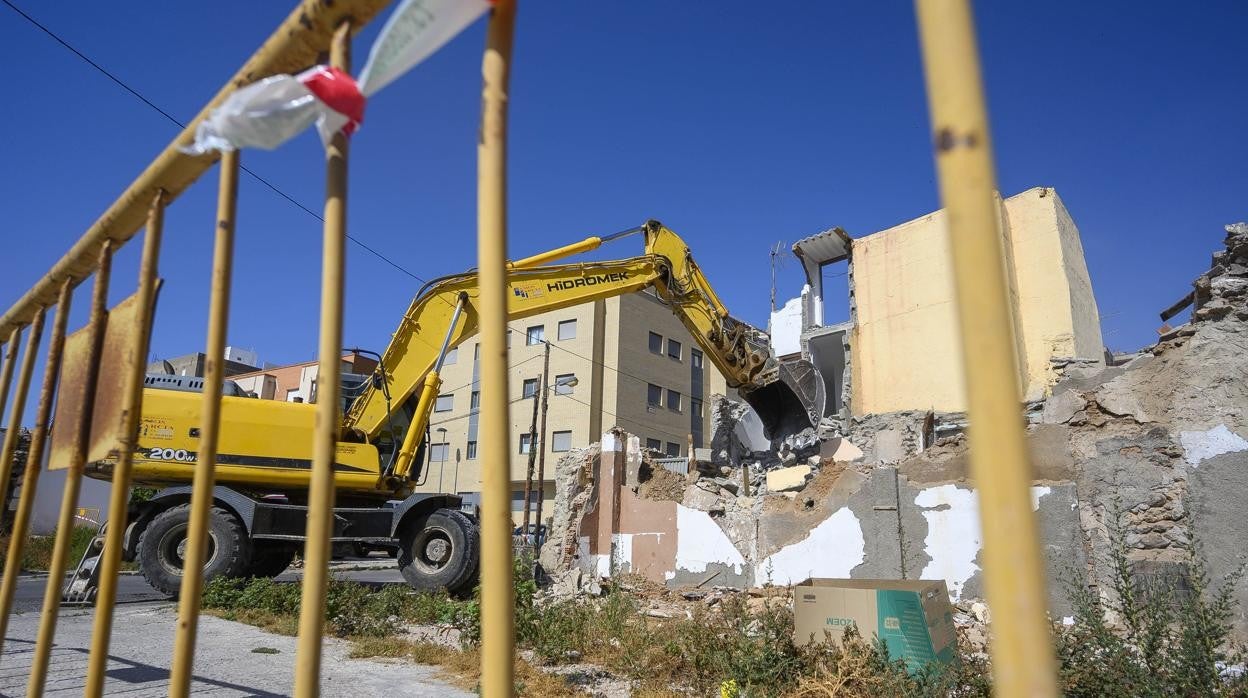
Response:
[[647, 384, 662, 406], [551, 430, 572, 452], [519, 433, 533, 454], [691, 397, 703, 416], [466, 441, 478, 459], [666, 389, 681, 412], [557, 319, 576, 341], [526, 325, 545, 345], [471, 390, 480, 409], [554, 374, 575, 395], [434, 394, 454, 412], [648, 332, 663, 354], [691, 348, 703, 370], [667, 338, 682, 360], [522, 378, 539, 399], [474, 343, 480, 361], [429, 443, 449, 462], [646, 438, 662, 451], [511, 490, 539, 511], [665, 442, 681, 457], [443, 347, 458, 365]]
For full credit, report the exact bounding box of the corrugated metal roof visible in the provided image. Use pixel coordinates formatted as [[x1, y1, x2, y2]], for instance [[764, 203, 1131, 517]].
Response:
[[792, 227, 851, 286]]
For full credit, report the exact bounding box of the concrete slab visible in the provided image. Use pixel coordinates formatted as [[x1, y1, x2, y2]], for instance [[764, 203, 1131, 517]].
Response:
[[0, 603, 471, 697], [766, 465, 812, 493]]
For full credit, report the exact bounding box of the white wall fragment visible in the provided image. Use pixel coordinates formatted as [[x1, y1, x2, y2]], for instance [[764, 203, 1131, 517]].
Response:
[[914, 484, 1051, 600], [673, 504, 746, 575], [753, 507, 865, 586], [1179, 424, 1248, 467]]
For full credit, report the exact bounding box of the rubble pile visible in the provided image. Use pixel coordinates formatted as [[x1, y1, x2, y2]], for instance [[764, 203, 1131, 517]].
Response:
[[538, 223, 1248, 640]]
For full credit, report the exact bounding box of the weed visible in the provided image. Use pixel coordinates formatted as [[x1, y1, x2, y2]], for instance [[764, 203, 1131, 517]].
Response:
[[1056, 507, 1247, 697], [0, 525, 98, 572]]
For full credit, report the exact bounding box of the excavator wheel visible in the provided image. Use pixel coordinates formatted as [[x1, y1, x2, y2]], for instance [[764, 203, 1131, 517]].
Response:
[[245, 542, 298, 578], [398, 508, 479, 595], [137, 503, 252, 598]]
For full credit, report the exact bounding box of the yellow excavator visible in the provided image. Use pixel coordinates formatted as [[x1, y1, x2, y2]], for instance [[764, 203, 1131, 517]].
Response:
[[76, 220, 824, 598]]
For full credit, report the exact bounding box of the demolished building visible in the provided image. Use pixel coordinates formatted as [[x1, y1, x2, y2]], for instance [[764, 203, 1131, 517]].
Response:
[[541, 218, 1248, 639], [773, 187, 1103, 417]]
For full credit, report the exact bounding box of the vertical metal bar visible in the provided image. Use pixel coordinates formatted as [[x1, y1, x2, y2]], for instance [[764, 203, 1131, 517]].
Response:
[[85, 192, 165, 697], [28, 243, 113, 697], [168, 151, 240, 698], [522, 381, 539, 531], [0, 311, 45, 523], [477, 1, 517, 695], [913, 1, 1058, 695], [533, 339, 550, 540], [293, 21, 352, 697], [0, 329, 20, 434], [0, 282, 71, 654]]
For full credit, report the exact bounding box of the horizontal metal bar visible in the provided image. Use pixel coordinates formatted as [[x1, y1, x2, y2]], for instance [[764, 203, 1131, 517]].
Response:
[[0, 0, 393, 339]]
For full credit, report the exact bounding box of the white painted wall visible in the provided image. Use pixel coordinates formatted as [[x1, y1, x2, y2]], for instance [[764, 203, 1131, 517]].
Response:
[[769, 293, 805, 357], [754, 507, 865, 586]]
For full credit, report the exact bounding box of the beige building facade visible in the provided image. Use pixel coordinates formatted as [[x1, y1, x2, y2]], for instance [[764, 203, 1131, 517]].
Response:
[[778, 187, 1104, 416], [415, 291, 728, 524]]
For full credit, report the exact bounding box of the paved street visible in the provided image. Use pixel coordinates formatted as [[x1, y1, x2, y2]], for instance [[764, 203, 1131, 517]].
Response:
[[0, 563, 465, 697]]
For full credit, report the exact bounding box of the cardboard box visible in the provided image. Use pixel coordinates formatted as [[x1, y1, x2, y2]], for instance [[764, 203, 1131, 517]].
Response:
[[792, 578, 956, 673]]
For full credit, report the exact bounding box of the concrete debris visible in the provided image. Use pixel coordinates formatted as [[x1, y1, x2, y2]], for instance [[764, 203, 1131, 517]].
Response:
[[765, 464, 812, 493], [534, 224, 1248, 641]]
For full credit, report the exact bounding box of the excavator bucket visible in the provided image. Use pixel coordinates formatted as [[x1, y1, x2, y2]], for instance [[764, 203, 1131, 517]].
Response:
[[741, 358, 826, 442]]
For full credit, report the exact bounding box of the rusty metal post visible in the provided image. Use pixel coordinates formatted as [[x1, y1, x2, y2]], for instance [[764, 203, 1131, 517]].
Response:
[[477, 1, 517, 695], [533, 339, 551, 541], [0, 283, 71, 654], [293, 21, 351, 697], [28, 243, 113, 696], [0, 311, 45, 522], [914, 0, 1058, 694], [522, 376, 540, 531], [0, 329, 19, 434], [168, 151, 240, 698], [85, 192, 165, 697]]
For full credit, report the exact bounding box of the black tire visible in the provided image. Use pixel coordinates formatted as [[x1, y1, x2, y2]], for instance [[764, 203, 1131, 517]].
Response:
[[245, 543, 297, 578], [398, 509, 479, 594], [137, 503, 251, 598]]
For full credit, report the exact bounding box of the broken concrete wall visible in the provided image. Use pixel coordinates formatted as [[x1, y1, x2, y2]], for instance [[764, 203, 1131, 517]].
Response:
[[542, 221, 1248, 637]]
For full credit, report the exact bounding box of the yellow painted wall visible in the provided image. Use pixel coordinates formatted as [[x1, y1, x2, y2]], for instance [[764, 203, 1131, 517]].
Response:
[[850, 187, 1102, 415]]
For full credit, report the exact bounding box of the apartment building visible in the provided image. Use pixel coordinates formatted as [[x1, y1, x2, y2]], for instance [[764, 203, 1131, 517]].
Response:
[[416, 291, 729, 525], [229, 352, 378, 403]]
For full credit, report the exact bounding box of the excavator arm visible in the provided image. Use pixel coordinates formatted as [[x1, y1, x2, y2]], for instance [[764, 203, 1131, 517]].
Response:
[[345, 221, 824, 481]]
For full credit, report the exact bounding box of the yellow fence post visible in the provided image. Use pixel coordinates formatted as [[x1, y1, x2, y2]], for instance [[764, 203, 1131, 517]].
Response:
[[0, 282, 72, 654], [0, 329, 20, 431], [85, 191, 166, 697], [28, 242, 113, 696], [293, 20, 352, 697], [913, 0, 1059, 695], [0, 311, 44, 520], [477, 1, 517, 695], [168, 151, 240, 697]]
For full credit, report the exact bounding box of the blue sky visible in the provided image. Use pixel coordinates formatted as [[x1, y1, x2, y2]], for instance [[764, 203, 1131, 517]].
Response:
[[1, 1, 1244, 402]]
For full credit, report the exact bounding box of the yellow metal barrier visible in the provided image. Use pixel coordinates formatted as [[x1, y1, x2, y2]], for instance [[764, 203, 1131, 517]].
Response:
[[85, 193, 165, 697], [915, 0, 1059, 695], [0, 1, 1062, 695], [294, 20, 352, 696], [477, 2, 519, 695], [29, 242, 112, 696]]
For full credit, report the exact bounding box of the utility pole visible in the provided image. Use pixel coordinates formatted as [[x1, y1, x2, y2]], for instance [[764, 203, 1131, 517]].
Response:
[[533, 340, 551, 544], [521, 372, 540, 532]]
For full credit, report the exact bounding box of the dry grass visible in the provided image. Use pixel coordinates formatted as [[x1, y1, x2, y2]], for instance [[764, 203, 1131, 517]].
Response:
[[203, 608, 300, 637], [350, 637, 577, 696]]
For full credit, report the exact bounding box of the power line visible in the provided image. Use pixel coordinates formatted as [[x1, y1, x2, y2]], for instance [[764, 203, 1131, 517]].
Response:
[[7, 1, 722, 407], [1, 0, 429, 285]]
